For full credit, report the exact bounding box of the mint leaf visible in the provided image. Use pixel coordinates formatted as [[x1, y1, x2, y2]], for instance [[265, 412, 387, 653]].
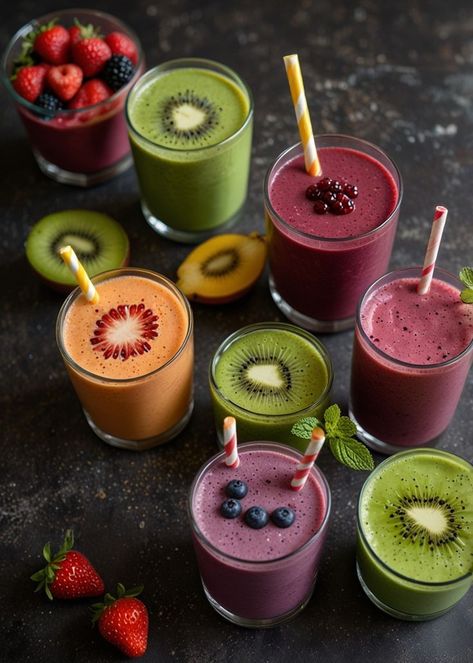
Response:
[[291, 416, 323, 439], [329, 437, 375, 471], [461, 288, 473, 304], [460, 267, 473, 289], [336, 415, 357, 438], [323, 404, 340, 435]]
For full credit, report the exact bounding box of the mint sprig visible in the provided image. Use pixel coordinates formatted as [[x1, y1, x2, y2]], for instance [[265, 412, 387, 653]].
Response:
[[291, 404, 374, 471], [459, 267, 473, 304]]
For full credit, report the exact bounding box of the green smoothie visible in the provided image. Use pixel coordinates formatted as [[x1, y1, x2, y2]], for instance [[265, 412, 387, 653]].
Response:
[[209, 323, 332, 451], [126, 59, 253, 240], [357, 449, 473, 620]]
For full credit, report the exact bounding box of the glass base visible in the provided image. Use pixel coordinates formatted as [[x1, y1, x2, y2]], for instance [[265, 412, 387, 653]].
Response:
[[83, 399, 193, 450], [201, 576, 317, 628], [356, 562, 451, 621], [349, 403, 438, 455], [141, 200, 243, 244], [33, 148, 133, 187], [269, 274, 354, 333]]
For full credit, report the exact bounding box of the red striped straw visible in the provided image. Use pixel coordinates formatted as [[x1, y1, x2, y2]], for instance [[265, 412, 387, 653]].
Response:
[[290, 427, 325, 491], [417, 206, 448, 295], [223, 416, 239, 469]]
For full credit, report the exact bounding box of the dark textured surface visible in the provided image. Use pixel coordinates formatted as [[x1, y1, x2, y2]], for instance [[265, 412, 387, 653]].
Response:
[[1, 1, 473, 662]]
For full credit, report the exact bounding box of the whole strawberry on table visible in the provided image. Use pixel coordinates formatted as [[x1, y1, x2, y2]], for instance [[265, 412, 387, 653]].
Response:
[[11, 17, 139, 115]]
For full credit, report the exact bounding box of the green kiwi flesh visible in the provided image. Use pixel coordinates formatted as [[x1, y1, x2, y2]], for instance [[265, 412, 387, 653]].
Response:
[[25, 210, 129, 292]]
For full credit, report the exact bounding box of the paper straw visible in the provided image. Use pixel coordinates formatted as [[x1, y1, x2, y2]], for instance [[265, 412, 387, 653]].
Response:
[[223, 416, 239, 469], [417, 206, 448, 295], [283, 53, 321, 177], [59, 245, 99, 304], [290, 427, 325, 492]]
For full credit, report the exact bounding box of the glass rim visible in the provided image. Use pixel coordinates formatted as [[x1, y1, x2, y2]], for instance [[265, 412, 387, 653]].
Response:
[[263, 135, 403, 244], [1, 8, 144, 117], [357, 447, 473, 587], [189, 440, 332, 566], [208, 321, 333, 420], [125, 56, 254, 153], [56, 267, 193, 384], [356, 265, 473, 370]]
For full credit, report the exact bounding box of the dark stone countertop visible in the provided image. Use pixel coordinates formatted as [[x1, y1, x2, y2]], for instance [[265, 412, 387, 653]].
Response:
[[1, 1, 472, 661]]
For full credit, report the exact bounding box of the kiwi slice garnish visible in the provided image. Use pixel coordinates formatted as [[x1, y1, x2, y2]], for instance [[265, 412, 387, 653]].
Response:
[[214, 329, 328, 415], [25, 210, 129, 292], [161, 89, 219, 143], [177, 233, 266, 304]]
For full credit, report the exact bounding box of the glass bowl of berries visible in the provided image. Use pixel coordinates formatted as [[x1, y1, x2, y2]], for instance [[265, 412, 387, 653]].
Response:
[[1, 9, 144, 186]]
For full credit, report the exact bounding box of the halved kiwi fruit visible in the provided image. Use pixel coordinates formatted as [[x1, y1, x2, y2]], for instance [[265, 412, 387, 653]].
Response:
[[25, 210, 130, 292], [176, 233, 266, 304]]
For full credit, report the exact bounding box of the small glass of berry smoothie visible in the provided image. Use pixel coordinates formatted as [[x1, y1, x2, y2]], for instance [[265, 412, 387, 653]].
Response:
[[189, 441, 331, 627], [264, 135, 402, 332], [350, 266, 473, 454], [1, 9, 144, 186]]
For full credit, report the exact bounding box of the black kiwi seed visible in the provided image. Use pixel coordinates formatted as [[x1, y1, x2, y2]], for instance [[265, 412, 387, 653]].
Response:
[[160, 89, 219, 143]]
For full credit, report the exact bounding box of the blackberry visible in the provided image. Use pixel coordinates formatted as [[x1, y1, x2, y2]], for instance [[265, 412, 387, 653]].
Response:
[[102, 55, 134, 91], [35, 93, 64, 115]]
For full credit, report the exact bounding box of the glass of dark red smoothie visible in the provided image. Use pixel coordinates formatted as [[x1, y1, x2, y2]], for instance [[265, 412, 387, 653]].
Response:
[[350, 266, 473, 454], [2, 9, 144, 186], [264, 135, 402, 332]]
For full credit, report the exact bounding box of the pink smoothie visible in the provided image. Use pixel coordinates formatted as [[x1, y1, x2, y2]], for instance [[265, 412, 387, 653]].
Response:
[[190, 443, 330, 622], [351, 270, 473, 448], [266, 140, 401, 324]]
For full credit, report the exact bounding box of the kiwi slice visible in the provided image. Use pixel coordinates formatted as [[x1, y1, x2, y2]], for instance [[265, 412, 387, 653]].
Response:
[[177, 233, 266, 304], [162, 90, 219, 143], [361, 454, 473, 583], [25, 210, 129, 292], [214, 328, 329, 415]]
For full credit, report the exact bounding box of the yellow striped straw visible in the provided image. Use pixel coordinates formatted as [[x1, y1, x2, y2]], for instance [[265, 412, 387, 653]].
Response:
[[283, 53, 321, 177], [59, 245, 99, 304]]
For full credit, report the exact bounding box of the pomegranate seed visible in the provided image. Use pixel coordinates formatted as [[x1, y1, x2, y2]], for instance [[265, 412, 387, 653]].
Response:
[[313, 201, 328, 214], [330, 180, 343, 193], [305, 184, 321, 200], [332, 201, 345, 215], [318, 177, 332, 191], [343, 199, 355, 214], [344, 183, 358, 198], [323, 191, 337, 206]]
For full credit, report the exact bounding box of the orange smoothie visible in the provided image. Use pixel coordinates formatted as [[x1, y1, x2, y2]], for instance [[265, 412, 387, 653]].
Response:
[[57, 269, 194, 449]]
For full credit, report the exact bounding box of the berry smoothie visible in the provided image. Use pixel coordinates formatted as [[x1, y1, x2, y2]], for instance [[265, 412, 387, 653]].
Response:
[[189, 442, 331, 626], [357, 449, 473, 620], [126, 58, 253, 242], [350, 267, 473, 453], [2, 9, 144, 186], [265, 136, 402, 332], [57, 269, 193, 450], [209, 323, 332, 452]]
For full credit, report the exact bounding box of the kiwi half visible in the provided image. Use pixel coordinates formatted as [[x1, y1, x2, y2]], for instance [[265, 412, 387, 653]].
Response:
[[214, 328, 328, 415], [25, 210, 129, 292], [177, 233, 266, 304], [162, 90, 219, 143]]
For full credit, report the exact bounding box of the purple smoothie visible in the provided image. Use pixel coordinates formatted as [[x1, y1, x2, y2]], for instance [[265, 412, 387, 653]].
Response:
[[265, 137, 401, 329], [189, 442, 330, 625], [350, 268, 473, 451]]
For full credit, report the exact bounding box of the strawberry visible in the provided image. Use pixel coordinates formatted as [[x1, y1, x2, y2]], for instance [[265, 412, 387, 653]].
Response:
[[34, 24, 70, 65], [92, 584, 149, 658], [105, 32, 139, 66], [30, 529, 104, 600], [68, 19, 101, 47], [47, 64, 83, 101], [68, 79, 113, 109], [72, 38, 111, 77], [12, 65, 48, 102]]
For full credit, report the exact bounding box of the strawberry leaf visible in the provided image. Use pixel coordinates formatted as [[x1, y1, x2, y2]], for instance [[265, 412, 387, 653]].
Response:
[[42, 542, 51, 562]]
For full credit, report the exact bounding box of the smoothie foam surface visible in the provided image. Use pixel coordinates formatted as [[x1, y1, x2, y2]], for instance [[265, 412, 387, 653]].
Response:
[[194, 448, 326, 561]]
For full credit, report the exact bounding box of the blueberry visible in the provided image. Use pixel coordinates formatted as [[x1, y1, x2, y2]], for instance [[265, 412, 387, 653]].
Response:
[[244, 506, 269, 529], [221, 498, 242, 519], [271, 506, 296, 528], [225, 479, 248, 500]]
